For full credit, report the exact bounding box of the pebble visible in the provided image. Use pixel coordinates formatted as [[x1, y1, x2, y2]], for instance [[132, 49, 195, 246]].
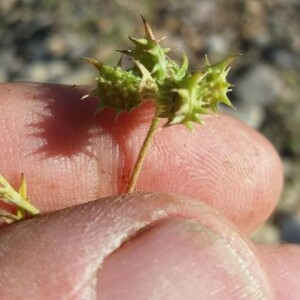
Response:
[[0, 68, 7, 82], [14, 60, 70, 83], [59, 66, 95, 85], [223, 101, 265, 129], [235, 64, 283, 106], [278, 214, 300, 243], [59, 31, 94, 59], [0, 0, 17, 15], [272, 49, 296, 69], [45, 34, 69, 57], [206, 34, 230, 57]]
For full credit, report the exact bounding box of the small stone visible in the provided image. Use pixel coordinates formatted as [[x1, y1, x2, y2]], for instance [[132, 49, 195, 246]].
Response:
[[235, 64, 283, 106], [97, 18, 113, 34], [0, 68, 8, 82], [14, 60, 70, 83], [45, 34, 68, 57], [17, 61, 49, 82], [62, 31, 93, 59], [59, 66, 94, 85], [206, 34, 229, 57], [278, 214, 300, 243], [224, 102, 265, 129], [272, 49, 295, 69], [0, 0, 17, 15]]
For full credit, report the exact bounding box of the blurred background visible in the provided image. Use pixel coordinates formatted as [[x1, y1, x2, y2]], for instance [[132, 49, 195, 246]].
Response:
[[1, 0, 299, 243]]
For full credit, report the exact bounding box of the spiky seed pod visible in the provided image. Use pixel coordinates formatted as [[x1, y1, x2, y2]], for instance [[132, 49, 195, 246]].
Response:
[[82, 57, 157, 114], [199, 56, 236, 113], [83, 16, 236, 129], [156, 55, 235, 128], [158, 71, 208, 129], [118, 15, 171, 82]]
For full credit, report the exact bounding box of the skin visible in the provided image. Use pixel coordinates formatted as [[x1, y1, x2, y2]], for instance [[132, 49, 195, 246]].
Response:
[[0, 82, 299, 299]]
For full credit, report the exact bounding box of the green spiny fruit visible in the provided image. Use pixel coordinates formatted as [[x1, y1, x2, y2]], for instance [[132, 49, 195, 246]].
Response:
[[155, 54, 235, 128], [82, 58, 139, 113], [158, 71, 208, 128], [199, 56, 235, 113], [83, 16, 236, 129], [118, 15, 172, 82]]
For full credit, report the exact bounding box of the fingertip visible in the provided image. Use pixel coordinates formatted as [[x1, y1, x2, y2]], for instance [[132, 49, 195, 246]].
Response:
[[0, 83, 283, 234], [134, 113, 283, 233]]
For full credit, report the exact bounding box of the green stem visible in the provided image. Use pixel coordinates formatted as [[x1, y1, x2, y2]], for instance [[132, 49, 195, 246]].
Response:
[[126, 106, 161, 193]]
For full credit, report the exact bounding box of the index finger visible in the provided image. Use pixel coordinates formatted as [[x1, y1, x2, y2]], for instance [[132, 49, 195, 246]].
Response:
[[0, 82, 283, 233]]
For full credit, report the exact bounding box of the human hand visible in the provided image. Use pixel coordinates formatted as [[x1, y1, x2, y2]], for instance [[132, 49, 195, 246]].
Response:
[[0, 83, 299, 299]]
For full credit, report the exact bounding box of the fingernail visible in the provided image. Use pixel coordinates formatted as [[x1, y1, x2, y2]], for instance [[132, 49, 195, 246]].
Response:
[[97, 219, 270, 300]]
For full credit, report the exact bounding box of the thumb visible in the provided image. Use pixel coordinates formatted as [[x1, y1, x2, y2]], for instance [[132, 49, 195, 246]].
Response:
[[0, 193, 274, 299]]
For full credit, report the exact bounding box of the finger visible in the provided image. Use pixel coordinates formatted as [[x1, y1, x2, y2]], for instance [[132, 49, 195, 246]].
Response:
[[257, 244, 300, 300], [0, 193, 274, 299], [0, 83, 283, 232]]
